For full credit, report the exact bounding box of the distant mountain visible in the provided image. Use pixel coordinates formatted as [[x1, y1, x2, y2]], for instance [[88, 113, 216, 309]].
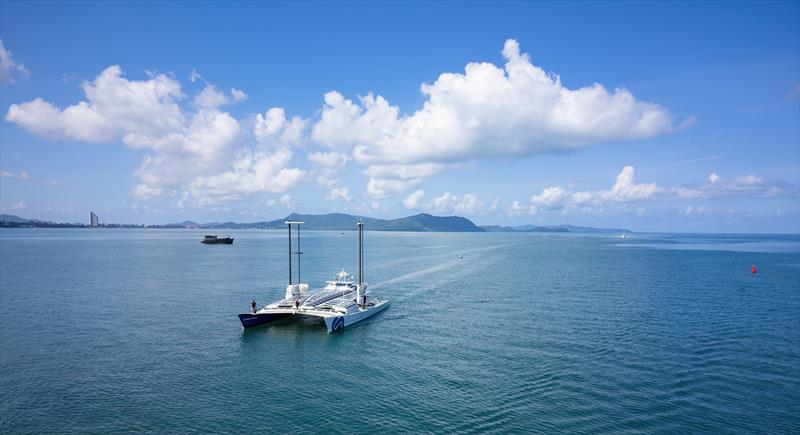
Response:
[[479, 225, 516, 232], [193, 213, 484, 232], [1, 212, 629, 234], [0, 214, 30, 223]]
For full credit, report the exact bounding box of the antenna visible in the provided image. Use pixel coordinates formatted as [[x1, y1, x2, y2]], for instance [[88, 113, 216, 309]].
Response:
[[285, 221, 304, 285]]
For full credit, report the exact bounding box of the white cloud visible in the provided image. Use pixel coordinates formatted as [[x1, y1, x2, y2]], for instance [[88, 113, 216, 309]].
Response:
[[230, 88, 248, 102], [305, 39, 678, 198], [280, 194, 294, 208], [364, 163, 448, 180], [525, 167, 796, 217], [194, 85, 249, 109], [506, 200, 529, 217], [326, 186, 351, 202], [313, 39, 676, 172], [0, 39, 30, 85], [529, 166, 661, 209], [596, 166, 661, 201], [403, 189, 424, 209], [6, 65, 304, 208], [11, 201, 27, 210], [531, 186, 567, 206], [673, 173, 791, 199], [131, 184, 163, 200], [193, 84, 229, 108], [308, 151, 349, 189], [367, 177, 420, 199], [431, 192, 481, 215], [309, 151, 349, 168], [254, 107, 308, 148], [179, 149, 305, 207], [0, 170, 29, 180], [7, 65, 184, 143], [311, 91, 399, 150]]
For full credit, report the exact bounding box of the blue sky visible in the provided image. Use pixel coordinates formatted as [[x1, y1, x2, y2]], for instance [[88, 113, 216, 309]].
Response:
[[1, 2, 798, 232]]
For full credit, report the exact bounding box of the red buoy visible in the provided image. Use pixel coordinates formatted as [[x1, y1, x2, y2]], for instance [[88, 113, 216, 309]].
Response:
[[751, 264, 757, 274]]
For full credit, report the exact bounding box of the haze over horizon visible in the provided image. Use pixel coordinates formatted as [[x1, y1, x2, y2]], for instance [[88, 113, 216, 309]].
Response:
[[1, 2, 798, 233]]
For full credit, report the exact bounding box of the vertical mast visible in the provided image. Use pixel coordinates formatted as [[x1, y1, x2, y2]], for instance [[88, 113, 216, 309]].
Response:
[[297, 223, 301, 284], [356, 220, 365, 305], [287, 222, 292, 285], [285, 221, 304, 285], [359, 220, 366, 286]]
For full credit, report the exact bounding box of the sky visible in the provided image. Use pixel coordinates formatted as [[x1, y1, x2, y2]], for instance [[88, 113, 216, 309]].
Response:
[[0, 1, 798, 232]]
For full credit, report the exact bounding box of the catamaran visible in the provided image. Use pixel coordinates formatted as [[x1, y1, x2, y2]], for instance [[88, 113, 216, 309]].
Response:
[[237, 220, 389, 333]]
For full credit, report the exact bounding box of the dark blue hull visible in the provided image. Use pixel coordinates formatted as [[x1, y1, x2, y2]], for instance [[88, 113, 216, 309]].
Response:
[[238, 312, 292, 328]]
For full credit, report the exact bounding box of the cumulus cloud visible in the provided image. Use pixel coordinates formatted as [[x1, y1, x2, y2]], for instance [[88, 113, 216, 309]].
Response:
[[178, 149, 305, 207], [309, 151, 349, 168], [326, 186, 351, 202], [0, 170, 29, 180], [593, 166, 661, 202], [403, 189, 424, 209], [193, 84, 250, 109], [0, 39, 30, 85], [525, 167, 797, 217], [6, 65, 304, 207], [308, 151, 351, 202], [530, 166, 661, 209], [531, 186, 567, 207], [313, 39, 676, 173], [304, 39, 680, 198], [7, 65, 183, 143], [431, 192, 481, 215], [507, 200, 532, 217], [367, 177, 420, 199], [254, 107, 308, 148], [280, 194, 294, 208], [673, 173, 793, 199]]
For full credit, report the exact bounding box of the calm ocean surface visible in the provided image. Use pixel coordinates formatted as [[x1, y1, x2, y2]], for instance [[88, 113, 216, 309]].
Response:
[[1, 229, 799, 433]]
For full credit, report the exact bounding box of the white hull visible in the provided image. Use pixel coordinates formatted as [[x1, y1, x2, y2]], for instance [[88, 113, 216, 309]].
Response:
[[319, 299, 390, 333]]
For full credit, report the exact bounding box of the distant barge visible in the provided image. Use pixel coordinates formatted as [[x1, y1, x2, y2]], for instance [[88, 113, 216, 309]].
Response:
[[202, 235, 233, 244]]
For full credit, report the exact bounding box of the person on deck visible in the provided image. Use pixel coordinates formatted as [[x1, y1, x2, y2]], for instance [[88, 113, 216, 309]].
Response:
[[251, 300, 257, 313]]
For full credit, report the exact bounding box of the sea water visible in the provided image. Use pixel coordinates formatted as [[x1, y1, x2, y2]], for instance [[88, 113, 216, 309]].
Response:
[[1, 229, 798, 432]]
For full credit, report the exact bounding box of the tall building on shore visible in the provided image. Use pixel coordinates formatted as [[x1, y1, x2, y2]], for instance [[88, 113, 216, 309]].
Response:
[[90, 211, 99, 227]]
